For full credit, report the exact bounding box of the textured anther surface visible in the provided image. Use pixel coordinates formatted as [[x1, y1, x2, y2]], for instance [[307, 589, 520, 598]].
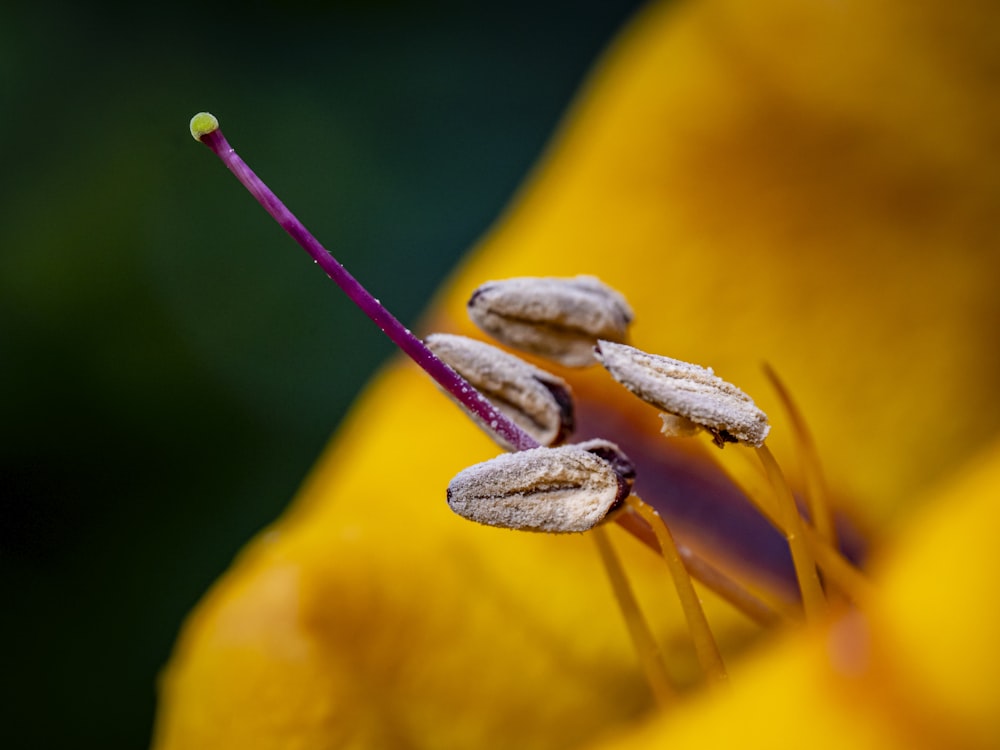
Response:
[[425, 333, 574, 448], [467, 276, 633, 367], [446, 445, 629, 533], [595, 341, 770, 447]]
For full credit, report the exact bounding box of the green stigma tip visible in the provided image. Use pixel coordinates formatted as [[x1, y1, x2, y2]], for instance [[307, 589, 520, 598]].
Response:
[[189, 112, 220, 141]]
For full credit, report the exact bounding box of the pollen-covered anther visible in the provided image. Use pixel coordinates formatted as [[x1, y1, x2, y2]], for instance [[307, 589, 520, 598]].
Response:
[[446, 445, 631, 533], [425, 333, 575, 448], [467, 275, 634, 367], [595, 340, 770, 448]]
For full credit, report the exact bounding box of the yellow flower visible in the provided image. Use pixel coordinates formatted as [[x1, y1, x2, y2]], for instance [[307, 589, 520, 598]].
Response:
[[154, 1, 1000, 748]]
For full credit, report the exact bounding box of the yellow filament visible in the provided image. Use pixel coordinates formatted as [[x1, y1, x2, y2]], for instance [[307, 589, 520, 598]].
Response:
[[756, 444, 828, 622], [592, 525, 677, 708], [763, 364, 838, 547], [802, 524, 877, 606], [678, 546, 802, 625], [613, 510, 795, 626], [626, 496, 729, 686], [701, 442, 872, 609]]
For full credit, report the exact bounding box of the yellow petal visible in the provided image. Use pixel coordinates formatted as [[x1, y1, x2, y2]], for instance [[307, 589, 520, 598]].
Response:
[[872, 438, 1000, 747]]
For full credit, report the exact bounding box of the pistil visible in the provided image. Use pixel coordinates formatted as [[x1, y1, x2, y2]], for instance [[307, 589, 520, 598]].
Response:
[[189, 113, 538, 452]]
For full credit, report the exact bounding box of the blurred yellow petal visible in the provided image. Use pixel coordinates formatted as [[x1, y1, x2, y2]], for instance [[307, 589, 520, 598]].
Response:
[[873, 439, 1000, 747], [156, 0, 1000, 748]]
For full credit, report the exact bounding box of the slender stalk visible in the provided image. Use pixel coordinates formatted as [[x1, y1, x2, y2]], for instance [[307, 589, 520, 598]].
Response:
[[191, 114, 537, 452], [801, 524, 877, 606], [756, 445, 828, 622], [677, 542, 801, 625], [699, 441, 870, 610], [763, 364, 837, 547], [627, 496, 728, 686], [615, 510, 794, 626], [592, 526, 677, 708]]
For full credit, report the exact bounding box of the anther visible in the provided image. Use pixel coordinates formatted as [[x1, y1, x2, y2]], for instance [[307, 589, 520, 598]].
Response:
[[467, 276, 633, 367], [446, 444, 631, 533], [425, 333, 574, 449], [594, 341, 770, 448]]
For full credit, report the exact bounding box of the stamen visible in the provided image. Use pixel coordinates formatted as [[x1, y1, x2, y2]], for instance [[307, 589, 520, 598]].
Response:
[[591, 525, 677, 709], [594, 341, 770, 448], [592, 339, 832, 619], [445, 445, 629, 533], [425, 333, 574, 449], [467, 276, 633, 367], [626, 495, 728, 686]]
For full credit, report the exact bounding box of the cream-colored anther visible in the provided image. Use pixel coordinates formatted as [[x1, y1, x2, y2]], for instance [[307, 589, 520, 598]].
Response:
[[425, 333, 574, 448], [467, 276, 633, 367], [446, 445, 629, 533], [595, 341, 770, 447]]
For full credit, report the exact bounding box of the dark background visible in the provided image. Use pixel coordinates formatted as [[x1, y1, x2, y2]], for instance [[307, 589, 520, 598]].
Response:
[[0, 1, 648, 747]]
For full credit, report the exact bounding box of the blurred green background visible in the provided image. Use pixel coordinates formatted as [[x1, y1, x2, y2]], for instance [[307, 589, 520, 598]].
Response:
[[0, 1, 646, 747]]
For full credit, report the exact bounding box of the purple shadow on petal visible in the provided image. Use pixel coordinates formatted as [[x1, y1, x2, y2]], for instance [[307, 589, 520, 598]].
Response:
[[575, 398, 866, 602]]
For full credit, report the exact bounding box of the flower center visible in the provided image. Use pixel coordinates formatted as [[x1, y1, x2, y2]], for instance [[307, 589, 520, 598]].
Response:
[[190, 112, 875, 704]]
